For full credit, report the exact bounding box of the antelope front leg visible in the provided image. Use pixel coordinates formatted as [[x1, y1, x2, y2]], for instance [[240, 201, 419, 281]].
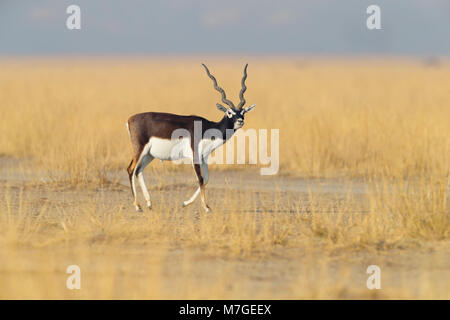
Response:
[[183, 187, 200, 207], [199, 160, 210, 212], [183, 162, 210, 212], [200, 186, 210, 213]]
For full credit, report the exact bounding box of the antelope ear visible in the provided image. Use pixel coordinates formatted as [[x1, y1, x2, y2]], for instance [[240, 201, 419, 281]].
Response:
[[243, 104, 256, 114], [216, 103, 227, 112]]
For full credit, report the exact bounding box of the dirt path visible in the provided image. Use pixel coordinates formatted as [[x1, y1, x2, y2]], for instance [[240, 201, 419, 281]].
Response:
[[0, 155, 370, 215]]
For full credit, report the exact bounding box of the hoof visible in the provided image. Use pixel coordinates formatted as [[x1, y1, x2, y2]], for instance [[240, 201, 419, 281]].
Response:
[[146, 201, 152, 210], [135, 205, 143, 212], [182, 201, 190, 207], [203, 206, 212, 213]]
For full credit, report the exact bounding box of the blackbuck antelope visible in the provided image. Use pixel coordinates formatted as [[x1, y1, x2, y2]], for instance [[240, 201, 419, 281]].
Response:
[[126, 64, 256, 212]]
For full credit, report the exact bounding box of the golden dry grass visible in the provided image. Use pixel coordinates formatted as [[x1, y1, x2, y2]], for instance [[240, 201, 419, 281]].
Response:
[[1, 58, 449, 182], [0, 58, 449, 299]]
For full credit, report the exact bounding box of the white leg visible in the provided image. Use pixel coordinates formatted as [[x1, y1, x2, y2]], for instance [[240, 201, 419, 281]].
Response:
[[138, 172, 152, 209], [183, 157, 210, 211], [131, 167, 141, 212], [136, 155, 153, 210], [183, 187, 201, 207]]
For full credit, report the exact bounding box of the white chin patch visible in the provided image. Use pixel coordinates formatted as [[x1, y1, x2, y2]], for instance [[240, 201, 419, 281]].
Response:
[[234, 122, 243, 129]]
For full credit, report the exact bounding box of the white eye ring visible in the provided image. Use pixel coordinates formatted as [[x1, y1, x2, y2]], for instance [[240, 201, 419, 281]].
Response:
[[226, 109, 236, 118]]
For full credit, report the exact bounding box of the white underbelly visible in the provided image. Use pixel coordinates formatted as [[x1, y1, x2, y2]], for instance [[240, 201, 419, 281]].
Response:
[[147, 137, 192, 161], [144, 137, 225, 162]]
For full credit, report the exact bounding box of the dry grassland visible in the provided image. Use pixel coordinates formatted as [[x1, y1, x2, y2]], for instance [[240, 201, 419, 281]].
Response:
[[0, 58, 449, 299]]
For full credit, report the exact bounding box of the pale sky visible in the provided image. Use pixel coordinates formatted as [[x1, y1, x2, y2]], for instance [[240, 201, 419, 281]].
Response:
[[0, 0, 449, 55]]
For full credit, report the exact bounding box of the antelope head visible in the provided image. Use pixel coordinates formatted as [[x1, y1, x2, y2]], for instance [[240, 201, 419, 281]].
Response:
[[202, 63, 256, 130]]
